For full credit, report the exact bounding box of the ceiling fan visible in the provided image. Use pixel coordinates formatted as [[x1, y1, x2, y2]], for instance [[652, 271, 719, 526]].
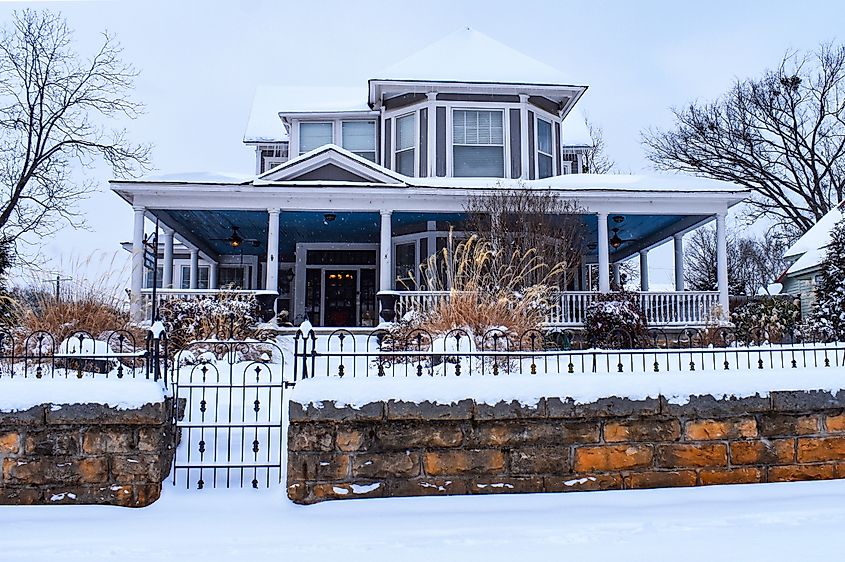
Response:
[[212, 226, 260, 249], [609, 227, 635, 249]]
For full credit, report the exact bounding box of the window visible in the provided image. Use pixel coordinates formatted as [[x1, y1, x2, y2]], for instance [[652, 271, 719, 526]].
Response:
[[395, 114, 416, 176], [342, 121, 376, 162], [452, 109, 504, 177], [180, 265, 209, 289], [144, 267, 163, 289], [299, 122, 333, 154], [537, 118, 553, 179]]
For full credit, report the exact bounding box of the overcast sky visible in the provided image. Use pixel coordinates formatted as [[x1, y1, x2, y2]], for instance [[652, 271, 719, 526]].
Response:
[[2, 0, 845, 286]]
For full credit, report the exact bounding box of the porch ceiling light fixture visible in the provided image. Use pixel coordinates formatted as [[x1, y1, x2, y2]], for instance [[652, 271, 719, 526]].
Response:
[[323, 213, 336, 224], [609, 227, 633, 249], [612, 215, 625, 224]]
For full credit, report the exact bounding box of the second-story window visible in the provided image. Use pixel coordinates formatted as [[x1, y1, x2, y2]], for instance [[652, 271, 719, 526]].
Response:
[[342, 121, 376, 162], [395, 114, 416, 176], [537, 118, 553, 179], [299, 122, 333, 155], [453, 109, 504, 177]]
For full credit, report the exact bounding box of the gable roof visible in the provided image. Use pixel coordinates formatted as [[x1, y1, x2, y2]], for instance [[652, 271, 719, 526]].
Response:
[[256, 144, 408, 185], [374, 27, 575, 85], [781, 202, 845, 276]]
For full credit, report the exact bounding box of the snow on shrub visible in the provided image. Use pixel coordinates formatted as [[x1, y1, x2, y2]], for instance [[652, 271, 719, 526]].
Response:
[[805, 217, 845, 341], [583, 291, 648, 349], [730, 297, 800, 344], [158, 291, 259, 352]]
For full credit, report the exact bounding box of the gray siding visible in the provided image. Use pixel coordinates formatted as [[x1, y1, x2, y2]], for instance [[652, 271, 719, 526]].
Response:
[[554, 121, 562, 174], [384, 117, 392, 170], [509, 108, 521, 178], [436, 107, 447, 177], [527, 110, 535, 180], [528, 95, 560, 115], [296, 164, 371, 182], [419, 108, 428, 177], [383, 93, 427, 110]]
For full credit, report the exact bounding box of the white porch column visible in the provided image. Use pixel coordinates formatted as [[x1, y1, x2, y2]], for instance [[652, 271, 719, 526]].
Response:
[[674, 233, 685, 291], [716, 212, 729, 317], [162, 229, 174, 289], [209, 262, 218, 290], [266, 208, 280, 292], [597, 212, 610, 293], [129, 206, 146, 322], [189, 249, 199, 290], [579, 258, 587, 291], [639, 250, 649, 291], [379, 210, 393, 291], [519, 94, 530, 179], [612, 263, 621, 288]]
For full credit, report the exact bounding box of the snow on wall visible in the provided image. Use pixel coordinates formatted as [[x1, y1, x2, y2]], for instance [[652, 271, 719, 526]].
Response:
[[0, 377, 165, 412]]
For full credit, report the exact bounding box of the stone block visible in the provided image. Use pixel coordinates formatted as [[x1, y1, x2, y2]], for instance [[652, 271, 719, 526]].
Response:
[[287, 481, 307, 503], [604, 419, 681, 443], [375, 422, 464, 450], [767, 464, 836, 482], [352, 451, 421, 479], [336, 427, 371, 452], [573, 444, 653, 472], [136, 427, 167, 452], [509, 446, 571, 475], [474, 399, 546, 420], [663, 394, 770, 418], [0, 487, 42, 505], [131, 483, 162, 507], [758, 414, 821, 437], [45, 402, 167, 425], [81, 429, 134, 454], [825, 413, 845, 433], [389, 477, 469, 498], [469, 420, 597, 448], [797, 436, 845, 463], [111, 455, 162, 482], [293, 401, 384, 422], [286, 452, 350, 481], [547, 396, 660, 419], [423, 449, 506, 476], [287, 423, 334, 452], [386, 399, 473, 421], [310, 480, 386, 502], [684, 418, 757, 441], [655, 443, 728, 468], [0, 431, 20, 454], [24, 430, 80, 456], [698, 467, 763, 486], [3, 456, 107, 485], [0, 406, 45, 426], [624, 470, 697, 489], [730, 439, 795, 465], [543, 473, 624, 492], [470, 476, 545, 494], [770, 390, 845, 412]]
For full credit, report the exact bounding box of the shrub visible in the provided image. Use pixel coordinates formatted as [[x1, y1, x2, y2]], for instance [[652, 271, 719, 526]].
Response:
[[583, 291, 648, 348], [730, 297, 800, 344], [157, 291, 260, 351]]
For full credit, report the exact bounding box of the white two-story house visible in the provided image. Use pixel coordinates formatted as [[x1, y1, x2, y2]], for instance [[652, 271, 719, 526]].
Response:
[[112, 28, 748, 328]]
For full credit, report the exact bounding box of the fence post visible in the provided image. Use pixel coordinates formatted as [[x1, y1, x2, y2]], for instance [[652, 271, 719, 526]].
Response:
[[149, 320, 166, 384]]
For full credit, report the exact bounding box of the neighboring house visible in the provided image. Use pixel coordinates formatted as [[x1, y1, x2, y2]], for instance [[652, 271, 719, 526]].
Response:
[[111, 28, 749, 328], [779, 202, 845, 319]]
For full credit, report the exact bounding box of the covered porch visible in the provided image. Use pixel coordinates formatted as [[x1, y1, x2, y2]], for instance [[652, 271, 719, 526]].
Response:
[[111, 147, 747, 329]]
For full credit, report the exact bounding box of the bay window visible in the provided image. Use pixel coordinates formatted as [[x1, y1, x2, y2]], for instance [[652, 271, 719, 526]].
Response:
[[452, 109, 504, 177], [342, 121, 376, 162], [537, 118, 553, 179], [395, 114, 416, 176], [299, 122, 333, 155]]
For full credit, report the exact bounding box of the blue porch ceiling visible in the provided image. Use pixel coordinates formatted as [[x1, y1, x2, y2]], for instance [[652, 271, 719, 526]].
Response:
[[153, 209, 709, 263]]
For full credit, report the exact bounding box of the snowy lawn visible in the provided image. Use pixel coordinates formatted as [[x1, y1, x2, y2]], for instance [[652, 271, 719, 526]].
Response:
[[1, 480, 845, 560]]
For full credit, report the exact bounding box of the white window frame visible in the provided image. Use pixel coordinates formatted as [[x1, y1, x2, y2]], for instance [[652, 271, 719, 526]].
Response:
[[535, 116, 555, 179], [450, 107, 507, 179], [341, 120, 377, 162], [393, 112, 417, 177], [298, 121, 334, 155]]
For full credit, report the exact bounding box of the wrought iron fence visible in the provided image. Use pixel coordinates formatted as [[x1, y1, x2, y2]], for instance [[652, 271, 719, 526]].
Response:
[[292, 326, 845, 379], [0, 328, 167, 381]]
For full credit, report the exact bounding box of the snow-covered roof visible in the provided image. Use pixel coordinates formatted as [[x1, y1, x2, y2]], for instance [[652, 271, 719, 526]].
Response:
[[374, 27, 575, 85], [783, 203, 845, 260], [132, 171, 253, 184], [244, 86, 370, 143], [562, 109, 591, 147]]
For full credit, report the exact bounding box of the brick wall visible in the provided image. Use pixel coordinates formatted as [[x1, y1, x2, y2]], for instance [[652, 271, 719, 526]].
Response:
[[0, 400, 176, 507], [288, 391, 845, 504]]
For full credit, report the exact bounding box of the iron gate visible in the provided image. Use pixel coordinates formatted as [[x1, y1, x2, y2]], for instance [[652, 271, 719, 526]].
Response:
[[170, 338, 289, 489]]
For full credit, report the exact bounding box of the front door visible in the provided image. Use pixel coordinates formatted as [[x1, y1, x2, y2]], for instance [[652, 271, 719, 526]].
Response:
[[323, 270, 357, 327]]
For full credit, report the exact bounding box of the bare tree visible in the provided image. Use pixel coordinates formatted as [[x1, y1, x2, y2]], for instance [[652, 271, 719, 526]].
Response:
[[0, 10, 150, 257], [463, 187, 587, 289], [643, 43, 845, 237], [582, 116, 615, 174], [684, 226, 787, 295]]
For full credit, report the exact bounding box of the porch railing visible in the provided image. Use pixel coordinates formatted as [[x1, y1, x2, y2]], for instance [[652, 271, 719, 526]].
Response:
[[389, 290, 721, 328]]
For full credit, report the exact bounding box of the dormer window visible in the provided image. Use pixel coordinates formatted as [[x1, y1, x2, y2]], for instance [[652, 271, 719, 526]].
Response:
[[395, 114, 416, 176], [537, 117, 553, 179], [342, 121, 376, 162], [299, 122, 332, 155], [452, 109, 504, 177]]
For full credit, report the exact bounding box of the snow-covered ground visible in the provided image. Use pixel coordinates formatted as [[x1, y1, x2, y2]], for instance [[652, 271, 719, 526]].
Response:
[[2, 480, 845, 560]]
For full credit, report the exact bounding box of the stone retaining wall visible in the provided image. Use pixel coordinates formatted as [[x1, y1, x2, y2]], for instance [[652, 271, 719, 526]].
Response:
[[288, 391, 845, 504], [0, 399, 176, 507]]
